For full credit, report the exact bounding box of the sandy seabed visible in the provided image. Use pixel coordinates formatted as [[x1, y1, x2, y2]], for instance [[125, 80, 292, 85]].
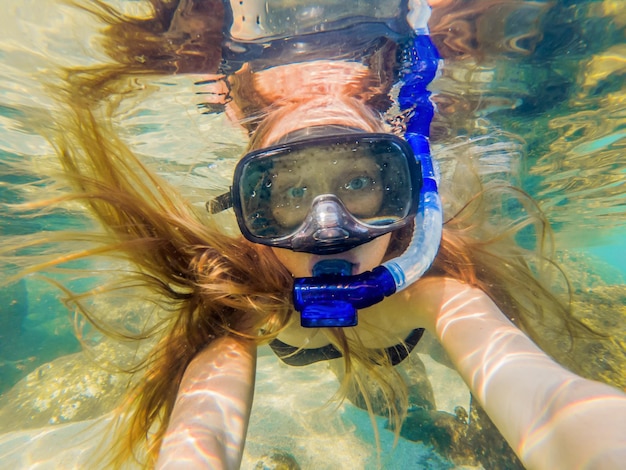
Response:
[[0, 345, 470, 469]]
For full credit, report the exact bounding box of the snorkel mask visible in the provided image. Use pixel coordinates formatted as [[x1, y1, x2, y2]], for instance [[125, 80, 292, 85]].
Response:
[[209, 28, 441, 328], [231, 131, 420, 255]]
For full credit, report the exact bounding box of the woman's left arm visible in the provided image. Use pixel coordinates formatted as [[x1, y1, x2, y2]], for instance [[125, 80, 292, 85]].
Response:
[[156, 336, 257, 470], [409, 278, 626, 470]]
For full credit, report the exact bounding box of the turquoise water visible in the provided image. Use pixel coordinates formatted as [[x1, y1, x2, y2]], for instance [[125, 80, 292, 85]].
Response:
[[0, 0, 625, 468]]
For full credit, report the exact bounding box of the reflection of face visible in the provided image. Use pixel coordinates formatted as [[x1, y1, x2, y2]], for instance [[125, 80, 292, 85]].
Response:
[[270, 150, 384, 229]]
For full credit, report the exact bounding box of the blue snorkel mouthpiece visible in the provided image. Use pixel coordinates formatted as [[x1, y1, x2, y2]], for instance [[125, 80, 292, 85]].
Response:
[[295, 261, 397, 327], [293, 28, 442, 328]]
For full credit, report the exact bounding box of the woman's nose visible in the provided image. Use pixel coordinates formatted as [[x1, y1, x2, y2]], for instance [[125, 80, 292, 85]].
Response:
[[310, 199, 350, 242]]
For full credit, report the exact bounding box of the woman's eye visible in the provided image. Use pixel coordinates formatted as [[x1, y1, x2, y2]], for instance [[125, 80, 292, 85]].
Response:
[[287, 186, 307, 199], [344, 176, 373, 191]]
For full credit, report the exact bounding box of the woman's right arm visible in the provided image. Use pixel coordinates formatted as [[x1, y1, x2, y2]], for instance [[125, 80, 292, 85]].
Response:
[[410, 278, 626, 470], [156, 336, 257, 470]]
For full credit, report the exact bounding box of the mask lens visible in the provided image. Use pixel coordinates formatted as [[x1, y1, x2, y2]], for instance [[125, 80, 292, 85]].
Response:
[[234, 134, 418, 243]]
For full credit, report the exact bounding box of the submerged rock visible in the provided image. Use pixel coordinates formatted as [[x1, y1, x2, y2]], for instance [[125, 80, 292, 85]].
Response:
[[0, 340, 143, 433], [569, 285, 626, 389], [396, 399, 525, 470], [397, 407, 468, 459], [253, 449, 301, 470], [538, 282, 626, 390]]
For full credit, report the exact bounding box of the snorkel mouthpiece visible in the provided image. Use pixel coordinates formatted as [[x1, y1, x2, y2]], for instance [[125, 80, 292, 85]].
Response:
[[295, 261, 396, 327]]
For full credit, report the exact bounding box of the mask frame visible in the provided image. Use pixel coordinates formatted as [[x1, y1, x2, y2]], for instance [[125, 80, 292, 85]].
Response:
[[229, 133, 422, 255]]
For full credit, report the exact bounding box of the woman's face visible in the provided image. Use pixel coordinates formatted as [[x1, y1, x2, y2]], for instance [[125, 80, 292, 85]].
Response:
[[237, 60, 396, 277], [269, 147, 384, 231], [271, 233, 391, 277]]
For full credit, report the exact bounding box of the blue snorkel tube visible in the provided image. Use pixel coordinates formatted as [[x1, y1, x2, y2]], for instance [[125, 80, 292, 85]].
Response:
[[293, 30, 442, 328]]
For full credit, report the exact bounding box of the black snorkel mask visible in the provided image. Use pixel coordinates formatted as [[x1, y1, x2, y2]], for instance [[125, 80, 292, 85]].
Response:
[[224, 131, 422, 255]]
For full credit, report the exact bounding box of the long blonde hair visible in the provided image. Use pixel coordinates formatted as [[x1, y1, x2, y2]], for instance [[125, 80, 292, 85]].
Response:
[[3, 1, 598, 467]]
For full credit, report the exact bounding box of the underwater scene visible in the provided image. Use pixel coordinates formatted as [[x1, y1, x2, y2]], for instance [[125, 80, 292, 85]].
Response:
[[0, 0, 625, 468]]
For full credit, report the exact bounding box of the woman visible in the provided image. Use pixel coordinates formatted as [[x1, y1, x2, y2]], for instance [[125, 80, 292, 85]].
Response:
[[3, 0, 625, 468]]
